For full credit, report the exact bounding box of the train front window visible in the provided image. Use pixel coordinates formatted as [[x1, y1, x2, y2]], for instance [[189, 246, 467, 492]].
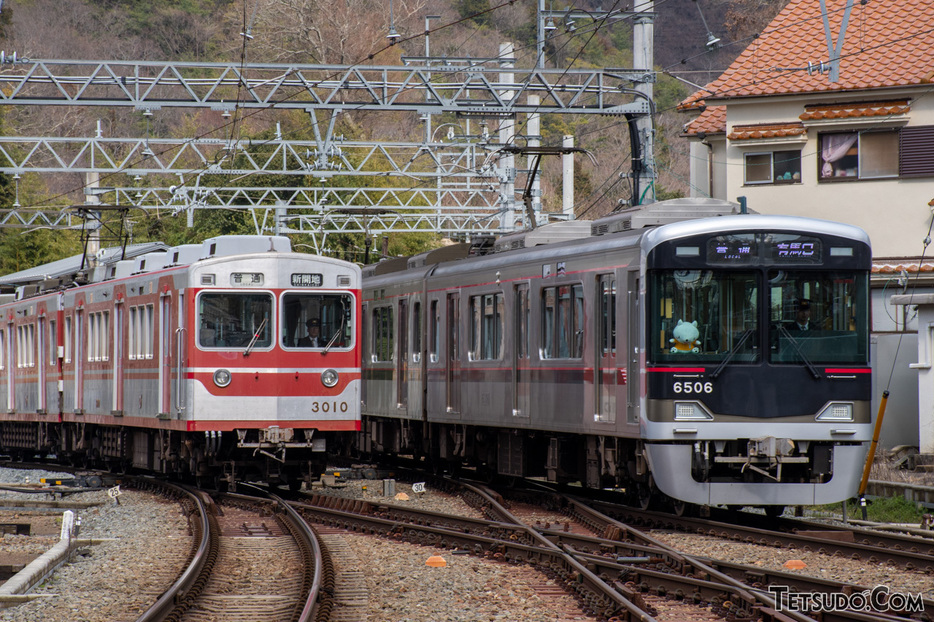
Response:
[[649, 270, 759, 363], [768, 270, 868, 364], [199, 293, 272, 349], [282, 293, 354, 349]]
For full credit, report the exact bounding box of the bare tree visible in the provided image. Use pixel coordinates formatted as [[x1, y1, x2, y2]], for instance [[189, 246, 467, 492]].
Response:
[[237, 0, 427, 65]]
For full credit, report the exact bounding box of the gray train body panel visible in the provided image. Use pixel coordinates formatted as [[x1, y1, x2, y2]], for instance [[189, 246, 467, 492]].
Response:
[[361, 202, 874, 508]]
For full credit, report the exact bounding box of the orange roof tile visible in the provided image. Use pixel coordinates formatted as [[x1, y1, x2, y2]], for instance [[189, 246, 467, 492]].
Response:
[[682, 0, 934, 102], [727, 122, 806, 140], [682, 106, 726, 137], [799, 100, 911, 121], [873, 260, 934, 275]]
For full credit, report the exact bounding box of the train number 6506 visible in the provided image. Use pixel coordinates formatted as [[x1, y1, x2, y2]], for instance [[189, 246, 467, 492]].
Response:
[[673, 381, 713, 394]]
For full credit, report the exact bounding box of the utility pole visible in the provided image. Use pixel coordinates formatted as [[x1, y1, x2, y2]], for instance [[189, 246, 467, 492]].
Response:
[[632, 0, 656, 205], [536, 2, 657, 206]]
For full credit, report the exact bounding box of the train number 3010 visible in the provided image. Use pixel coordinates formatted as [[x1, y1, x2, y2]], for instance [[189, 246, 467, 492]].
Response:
[[672, 381, 713, 394], [310, 401, 350, 413]]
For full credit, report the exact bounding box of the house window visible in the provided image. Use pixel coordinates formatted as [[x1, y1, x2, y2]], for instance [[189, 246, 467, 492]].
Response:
[[819, 131, 898, 180], [744, 150, 801, 184]]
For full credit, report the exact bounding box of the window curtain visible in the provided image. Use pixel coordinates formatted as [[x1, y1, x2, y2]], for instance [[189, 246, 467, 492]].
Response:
[[820, 133, 858, 177]]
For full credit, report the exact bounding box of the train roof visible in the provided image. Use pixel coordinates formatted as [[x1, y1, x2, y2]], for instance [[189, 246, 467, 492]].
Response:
[[365, 212, 873, 290], [0, 241, 168, 292], [591, 197, 750, 236], [640, 213, 872, 256], [363, 198, 755, 285], [0, 235, 308, 300]]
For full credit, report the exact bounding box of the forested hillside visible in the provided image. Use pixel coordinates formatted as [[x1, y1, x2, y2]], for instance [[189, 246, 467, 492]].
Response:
[[0, 0, 786, 270]]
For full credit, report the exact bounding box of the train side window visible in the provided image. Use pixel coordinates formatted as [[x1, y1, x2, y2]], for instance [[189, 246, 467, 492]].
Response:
[[87, 312, 110, 362], [412, 301, 421, 363], [468, 293, 504, 360], [128, 307, 137, 360], [541, 285, 583, 359], [17, 324, 35, 368], [144, 304, 154, 358], [49, 319, 57, 366], [429, 300, 439, 363], [64, 316, 72, 363], [87, 314, 95, 362], [372, 305, 394, 362], [600, 278, 617, 355], [516, 284, 529, 359], [0, 329, 4, 369]]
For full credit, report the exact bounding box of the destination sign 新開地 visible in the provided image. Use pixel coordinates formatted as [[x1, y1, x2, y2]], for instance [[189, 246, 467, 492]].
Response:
[[291, 273, 324, 287]]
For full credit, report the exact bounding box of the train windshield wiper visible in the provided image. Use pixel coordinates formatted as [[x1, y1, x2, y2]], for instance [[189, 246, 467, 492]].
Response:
[[710, 329, 754, 379], [777, 325, 821, 379], [243, 317, 268, 357], [322, 306, 347, 354]]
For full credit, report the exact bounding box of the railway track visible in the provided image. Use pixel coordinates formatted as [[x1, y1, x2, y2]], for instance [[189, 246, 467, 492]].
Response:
[[2, 461, 932, 621], [292, 480, 778, 621], [134, 481, 324, 622], [494, 483, 934, 622], [291, 471, 934, 622], [585, 500, 934, 573]]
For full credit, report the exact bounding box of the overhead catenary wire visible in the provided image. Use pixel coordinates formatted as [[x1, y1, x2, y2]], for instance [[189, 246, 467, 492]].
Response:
[[6, 0, 934, 237]]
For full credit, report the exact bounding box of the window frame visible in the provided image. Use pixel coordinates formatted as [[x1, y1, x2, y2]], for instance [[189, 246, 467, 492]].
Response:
[[468, 292, 504, 361], [818, 129, 899, 182], [743, 150, 802, 185], [371, 305, 394, 363], [196, 291, 273, 351], [541, 284, 585, 360]]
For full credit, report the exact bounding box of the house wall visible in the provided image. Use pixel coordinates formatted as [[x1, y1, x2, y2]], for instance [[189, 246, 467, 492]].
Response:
[[697, 92, 934, 259], [688, 93, 934, 452]]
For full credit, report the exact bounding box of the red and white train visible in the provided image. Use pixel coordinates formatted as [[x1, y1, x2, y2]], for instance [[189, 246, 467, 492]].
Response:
[[0, 235, 361, 489]]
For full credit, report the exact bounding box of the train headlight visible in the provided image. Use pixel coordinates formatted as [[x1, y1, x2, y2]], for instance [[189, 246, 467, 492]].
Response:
[[321, 368, 339, 388], [213, 369, 232, 388], [815, 402, 853, 421], [674, 401, 714, 421]]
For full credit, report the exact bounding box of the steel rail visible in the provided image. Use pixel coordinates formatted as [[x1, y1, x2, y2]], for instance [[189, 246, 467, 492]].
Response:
[[235, 486, 329, 622], [133, 480, 216, 622]]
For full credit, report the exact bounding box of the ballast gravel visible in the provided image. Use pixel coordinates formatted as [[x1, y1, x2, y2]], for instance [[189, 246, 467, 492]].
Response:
[[2, 469, 932, 621], [0, 468, 191, 622]]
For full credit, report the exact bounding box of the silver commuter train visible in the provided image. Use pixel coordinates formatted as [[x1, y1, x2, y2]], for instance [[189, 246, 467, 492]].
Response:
[[359, 199, 873, 512]]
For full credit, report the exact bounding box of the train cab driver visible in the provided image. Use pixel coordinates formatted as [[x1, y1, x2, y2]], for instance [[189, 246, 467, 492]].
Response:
[[790, 299, 819, 331], [298, 318, 325, 347]]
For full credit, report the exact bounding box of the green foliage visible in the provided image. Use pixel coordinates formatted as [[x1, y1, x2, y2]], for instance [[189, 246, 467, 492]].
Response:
[[0, 229, 82, 276], [456, 0, 492, 27], [810, 495, 927, 524], [850, 495, 927, 523], [654, 74, 690, 114], [654, 184, 684, 201]]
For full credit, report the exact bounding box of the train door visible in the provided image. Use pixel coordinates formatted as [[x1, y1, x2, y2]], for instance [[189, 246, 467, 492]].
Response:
[[397, 298, 408, 410], [176, 295, 187, 415], [75, 308, 84, 413], [594, 275, 617, 423], [626, 269, 640, 425], [445, 293, 460, 414], [512, 283, 530, 419], [159, 294, 172, 416], [113, 302, 124, 414], [37, 315, 46, 413], [361, 301, 368, 409], [3, 324, 11, 411]]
